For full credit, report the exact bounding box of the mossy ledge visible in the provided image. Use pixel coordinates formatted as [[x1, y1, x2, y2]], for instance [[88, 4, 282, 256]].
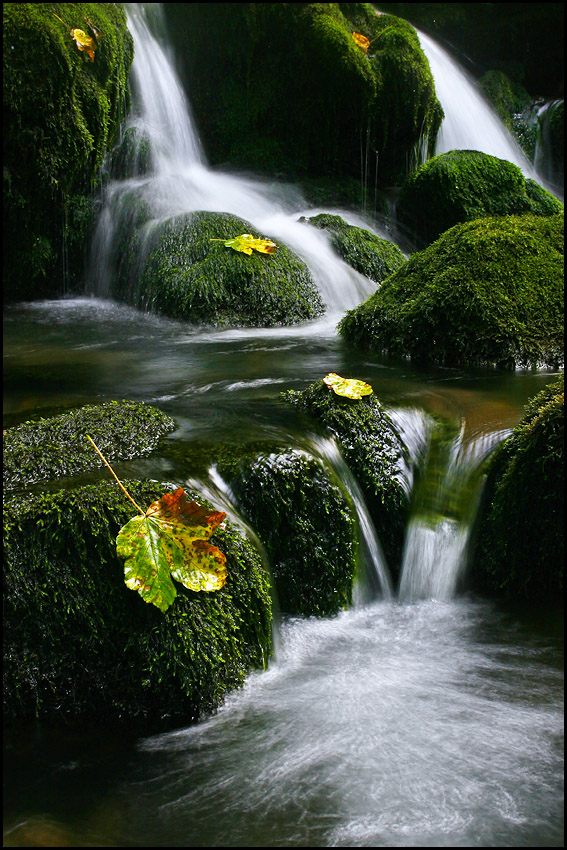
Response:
[[113, 210, 325, 327], [282, 381, 410, 578], [3, 400, 176, 492], [3, 480, 273, 726], [339, 213, 564, 369], [214, 442, 358, 616], [3, 3, 134, 301], [396, 150, 563, 249], [301, 213, 406, 283], [469, 374, 563, 601]]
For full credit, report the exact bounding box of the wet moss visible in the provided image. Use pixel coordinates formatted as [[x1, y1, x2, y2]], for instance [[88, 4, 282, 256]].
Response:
[[339, 213, 564, 369], [123, 210, 324, 327], [469, 374, 563, 600], [3, 4, 134, 301], [3, 400, 176, 492], [3, 480, 273, 725], [214, 442, 358, 617], [478, 71, 537, 159], [162, 3, 442, 186], [282, 381, 410, 576], [396, 150, 563, 248], [302, 213, 406, 283]]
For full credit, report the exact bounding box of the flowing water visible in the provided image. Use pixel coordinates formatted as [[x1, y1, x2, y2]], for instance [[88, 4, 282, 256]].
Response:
[[3, 4, 563, 846]]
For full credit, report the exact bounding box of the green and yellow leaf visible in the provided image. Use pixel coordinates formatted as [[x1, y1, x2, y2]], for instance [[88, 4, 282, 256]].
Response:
[[211, 234, 277, 255], [323, 373, 373, 399]]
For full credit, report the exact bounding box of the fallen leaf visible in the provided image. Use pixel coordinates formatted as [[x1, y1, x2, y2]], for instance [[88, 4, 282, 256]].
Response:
[[211, 234, 277, 255], [117, 488, 227, 612], [71, 28, 96, 61], [352, 31, 370, 53], [323, 373, 373, 399]]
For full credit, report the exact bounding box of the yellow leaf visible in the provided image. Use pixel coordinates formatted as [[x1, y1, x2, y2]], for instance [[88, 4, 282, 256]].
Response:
[[352, 31, 370, 53], [71, 28, 96, 61], [211, 234, 277, 255], [323, 373, 373, 399]]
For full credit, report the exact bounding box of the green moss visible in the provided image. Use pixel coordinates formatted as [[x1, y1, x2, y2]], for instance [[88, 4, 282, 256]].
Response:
[[3, 3, 134, 301], [396, 150, 563, 248], [479, 70, 537, 159], [3, 400, 176, 492], [282, 381, 410, 575], [3, 480, 273, 724], [162, 3, 442, 186], [303, 213, 406, 282], [339, 213, 564, 369], [215, 442, 358, 616], [469, 374, 563, 600], [125, 210, 324, 327]]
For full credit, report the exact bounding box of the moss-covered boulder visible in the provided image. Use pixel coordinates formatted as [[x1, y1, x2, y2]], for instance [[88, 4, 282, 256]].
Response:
[[162, 3, 443, 186], [396, 150, 563, 248], [117, 210, 325, 326], [478, 71, 538, 160], [282, 381, 409, 576], [339, 213, 564, 369], [3, 480, 273, 725], [3, 3, 134, 302], [3, 400, 176, 492], [214, 443, 358, 616], [469, 374, 563, 600], [302, 214, 406, 283]]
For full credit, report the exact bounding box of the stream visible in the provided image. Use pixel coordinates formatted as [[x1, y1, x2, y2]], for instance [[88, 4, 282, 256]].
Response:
[[3, 3, 563, 846]]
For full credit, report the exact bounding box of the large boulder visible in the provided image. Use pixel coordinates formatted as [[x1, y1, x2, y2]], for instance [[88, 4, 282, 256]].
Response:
[[396, 150, 563, 248], [112, 209, 325, 326], [302, 213, 406, 283], [162, 3, 443, 186], [339, 212, 564, 369], [282, 380, 410, 577], [3, 3, 134, 302], [3, 480, 273, 725], [469, 374, 563, 600]]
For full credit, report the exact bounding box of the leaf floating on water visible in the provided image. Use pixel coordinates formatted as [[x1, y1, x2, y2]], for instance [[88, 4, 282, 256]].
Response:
[[323, 373, 373, 399], [352, 31, 370, 53], [117, 488, 228, 612], [210, 234, 277, 255]]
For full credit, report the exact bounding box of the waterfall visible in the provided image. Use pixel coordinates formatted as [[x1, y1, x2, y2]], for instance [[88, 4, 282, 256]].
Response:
[[91, 3, 382, 314], [415, 30, 538, 179]]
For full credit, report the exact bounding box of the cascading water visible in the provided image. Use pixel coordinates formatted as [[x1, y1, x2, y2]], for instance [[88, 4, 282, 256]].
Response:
[[91, 3, 381, 316]]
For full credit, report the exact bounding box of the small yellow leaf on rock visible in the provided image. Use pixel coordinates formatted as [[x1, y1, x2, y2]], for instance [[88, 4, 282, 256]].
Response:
[[211, 234, 277, 255], [323, 373, 373, 399], [71, 28, 96, 61], [352, 32, 370, 53]]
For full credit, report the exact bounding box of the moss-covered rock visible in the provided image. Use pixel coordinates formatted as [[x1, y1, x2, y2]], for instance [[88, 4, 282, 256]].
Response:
[[162, 3, 442, 186], [3, 3, 134, 302], [3, 480, 273, 725], [469, 374, 563, 600], [214, 442, 358, 616], [282, 381, 409, 576], [118, 210, 325, 327], [478, 70, 538, 160], [3, 400, 176, 492], [339, 213, 564, 369], [302, 213, 406, 283], [396, 150, 563, 248]]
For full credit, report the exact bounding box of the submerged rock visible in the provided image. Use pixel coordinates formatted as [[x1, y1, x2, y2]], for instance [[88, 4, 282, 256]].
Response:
[[114, 210, 325, 327], [3, 400, 176, 492], [282, 381, 410, 577], [469, 374, 564, 600], [3, 480, 272, 725], [214, 443, 358, 616], [396, 150, 563, 248], [339, 212, 564, 369], [302, 214, 406, 283]]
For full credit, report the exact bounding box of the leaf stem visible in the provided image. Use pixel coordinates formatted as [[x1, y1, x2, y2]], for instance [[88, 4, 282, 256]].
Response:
[[85, 434, 146, 515]]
